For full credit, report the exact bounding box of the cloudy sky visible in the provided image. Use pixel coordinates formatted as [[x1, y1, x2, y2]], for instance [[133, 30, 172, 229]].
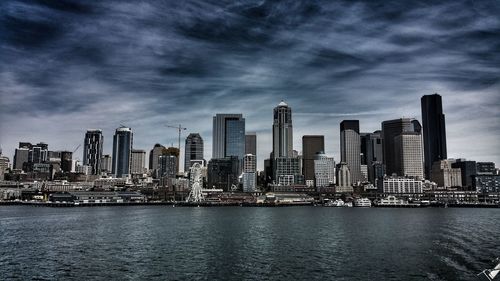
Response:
[[1, 0, 499, 171]]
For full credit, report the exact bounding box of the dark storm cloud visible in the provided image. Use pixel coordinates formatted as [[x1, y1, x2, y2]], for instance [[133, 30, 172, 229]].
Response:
[[1, 0, 499, 168]]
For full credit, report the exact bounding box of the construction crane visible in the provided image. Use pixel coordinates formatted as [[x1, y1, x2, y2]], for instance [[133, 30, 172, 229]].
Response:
[[165, 124, 187, 153], [73, 144, 81, 154]]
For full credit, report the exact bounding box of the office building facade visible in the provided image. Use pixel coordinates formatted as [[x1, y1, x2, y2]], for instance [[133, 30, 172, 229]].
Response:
[[302, 135, 325, 182], [212, 114, 245, 160], [184, 133, 204, 173], [130, 149, 146, 175], [314, 152, 335, 189], [245, 133, 257, 156], [83, 129, 103, 175], [340, 120, 362, 183], [112, 127, 133, 178], [394, 132, 424, 179]]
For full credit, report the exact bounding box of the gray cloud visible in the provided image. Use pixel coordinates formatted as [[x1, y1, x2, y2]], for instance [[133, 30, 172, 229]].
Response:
[[1, 0, 499, 170]]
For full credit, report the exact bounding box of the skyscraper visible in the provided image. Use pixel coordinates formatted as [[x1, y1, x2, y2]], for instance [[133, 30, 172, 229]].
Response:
[[83, 129, 103, 175], [314, 152, 335, 189], [421, 93, 447, 179], [207, 156, 240, 191], [158, 155, 177, 179], [185, 133, 204, 172], [245, 132, 257, 155], [360, 131, 384, 184], [130, 149, 146, 175], [451, 159, 476, 189], [13, 147, 29, 170], [149, 143, 165, 176], [382, 118, 417, 176], [112, 126, 133, 177], [340, 120, 362, 183], [101, 154, 112, 174], [394, 132, 424, 179], [242, 154, 257, 192], [212, 114, 245, 161], [302, 135, 325, 182], [30, 143, 48, 164], [272, 101, 293, 158], [60, 151, 72, 173]]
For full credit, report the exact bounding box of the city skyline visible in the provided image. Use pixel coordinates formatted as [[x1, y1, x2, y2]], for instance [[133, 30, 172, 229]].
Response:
[[1, 1, 499, 170]]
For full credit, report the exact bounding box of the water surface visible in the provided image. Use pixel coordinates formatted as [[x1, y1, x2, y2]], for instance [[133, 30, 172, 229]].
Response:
[[0, 206, 498, 280]]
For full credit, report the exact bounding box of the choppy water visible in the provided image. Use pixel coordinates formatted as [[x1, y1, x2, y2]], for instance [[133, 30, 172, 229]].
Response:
[[0, 206, 498, 280]]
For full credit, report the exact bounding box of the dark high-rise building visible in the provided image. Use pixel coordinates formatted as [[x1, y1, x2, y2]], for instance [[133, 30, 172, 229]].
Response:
[[158, 155, 177, 179], [19, 142, 33, 149], [245, 132, 257, 156], [60, 151, 72, 173], [112, 127, 133, 177], [185, 133, 204, 172], [302, 135, 324, 182], [340, 120, 362, 183], [421, 93, 447, 179], [476, 162, 495, 175], [212, 114, 245, 161], [13, 147, 29, 170], [30, 143, 48, 164], [225, 118, 245, 160], [451, 159, 476, 189], [272, 101, 293, 159], [382, 118, 415, 176], [149, 143, 165, 176], [83, 129, 103, 175], [207, 156, 240, 191], [361, 131, 384, 184]]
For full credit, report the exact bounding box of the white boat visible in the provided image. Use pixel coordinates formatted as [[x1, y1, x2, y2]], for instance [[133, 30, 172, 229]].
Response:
[[378, 195, 408, 206], [324, 199, 345, 207], [478, 257, 499, 281], [354, 198, 372, 207]]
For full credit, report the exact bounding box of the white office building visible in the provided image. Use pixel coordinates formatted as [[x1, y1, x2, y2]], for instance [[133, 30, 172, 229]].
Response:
[[314, 152, 335, 189], [383, 177, 423, 194]]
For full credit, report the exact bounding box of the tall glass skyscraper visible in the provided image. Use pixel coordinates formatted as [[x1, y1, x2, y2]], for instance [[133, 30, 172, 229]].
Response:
[[421, 93, 447, 179], [112, 126, 133, 178], [212, 114, 245, 161], [83, 129, 103, 175]]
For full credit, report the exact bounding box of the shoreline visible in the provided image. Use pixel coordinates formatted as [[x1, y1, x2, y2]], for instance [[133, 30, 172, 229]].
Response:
[[0, 201, 498, 208]]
